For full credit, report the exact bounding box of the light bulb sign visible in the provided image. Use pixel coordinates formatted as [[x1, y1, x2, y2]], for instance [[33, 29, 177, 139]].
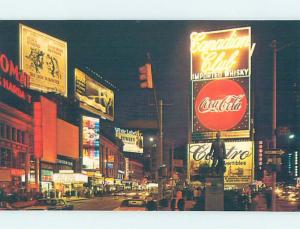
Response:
[[188, 141, 254, 188], [190, 27, 251, 81], [192, 78, 250, 139]]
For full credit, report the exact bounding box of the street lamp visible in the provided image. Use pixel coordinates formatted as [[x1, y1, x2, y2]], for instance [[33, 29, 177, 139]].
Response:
[[289, 134, 295, 139], [149, 137, 154, 142]]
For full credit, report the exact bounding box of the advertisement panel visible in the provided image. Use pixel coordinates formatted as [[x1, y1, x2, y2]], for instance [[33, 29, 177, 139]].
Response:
[[115, 127, 143, 153], [19, 24, 68, 97], [188, 141, 254, 188], [190, 27, 251, 81], [57, 119, 79, 159], [82, 116, 100, 170], [75, 68, 114, 121], [192, 78, 250, 139]]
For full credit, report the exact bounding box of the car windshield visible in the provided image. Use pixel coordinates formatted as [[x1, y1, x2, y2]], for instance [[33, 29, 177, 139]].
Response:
[[120, 200, 146, 207]]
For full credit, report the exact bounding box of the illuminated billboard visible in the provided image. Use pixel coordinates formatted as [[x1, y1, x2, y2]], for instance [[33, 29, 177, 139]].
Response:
[[82, 116, 100, 170], [188, 141, 254, 188], [190, 27, 251, 81], [19, 24, 68, 97], [75, 68, 114, 121], [115, 128, 143, 153], [192, 78, 250, 139]]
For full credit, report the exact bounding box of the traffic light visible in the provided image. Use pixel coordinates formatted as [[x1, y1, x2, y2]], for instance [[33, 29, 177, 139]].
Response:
[[139, 63, 153, 89]]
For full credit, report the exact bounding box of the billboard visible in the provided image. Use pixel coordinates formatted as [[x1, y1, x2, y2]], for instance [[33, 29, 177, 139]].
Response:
[[192, 78, 250, 139], [82, 116, 100, 170], [75, 68, 114, 121], [188, 141, 254, 188], [19, 24, 68, 97], [115, 127, 143, 153], [190, 27, 251, 81]]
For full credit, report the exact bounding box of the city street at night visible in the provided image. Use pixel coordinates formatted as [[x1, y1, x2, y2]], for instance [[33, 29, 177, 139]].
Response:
[[1, 20, 300, 213]]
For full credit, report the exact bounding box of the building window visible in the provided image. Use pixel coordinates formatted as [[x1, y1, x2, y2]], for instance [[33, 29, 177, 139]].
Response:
[[21, 131, 25, 144], [0, 123, 5, 138], [17, 130, 21, 143], [17, 152, 26, 169], [0, 148, 13, 167], [6, 126, 11, 140], [12, 127, 16, 142]]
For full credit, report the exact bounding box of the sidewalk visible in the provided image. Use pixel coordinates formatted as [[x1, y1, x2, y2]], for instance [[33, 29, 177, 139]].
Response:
[[63, 197, 88, 202]]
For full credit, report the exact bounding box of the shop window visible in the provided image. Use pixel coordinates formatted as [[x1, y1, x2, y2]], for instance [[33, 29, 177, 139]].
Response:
[[12, 127, 16, 142], [6, 126, 11, 140], [0, 123, 5, 138]]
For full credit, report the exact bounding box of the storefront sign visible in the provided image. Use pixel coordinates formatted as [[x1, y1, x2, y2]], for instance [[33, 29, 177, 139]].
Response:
[[53, 173, 88, 184], [57, 158, 74, 167], [191, 27, 251, 81], [115, 127, 143, 153], [188, 141, 254, 188], [192, 78, 250, 139], [19, 24, 68, 97], [0, 52, 31, 103], [82, 116, 100, 170], [75, 68, 114, 121]]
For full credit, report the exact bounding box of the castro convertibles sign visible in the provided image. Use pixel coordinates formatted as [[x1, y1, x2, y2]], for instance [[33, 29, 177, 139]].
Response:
[[190, 27, 251, 81], [188, 141, 254, 188], [192, 78, 250, 139]]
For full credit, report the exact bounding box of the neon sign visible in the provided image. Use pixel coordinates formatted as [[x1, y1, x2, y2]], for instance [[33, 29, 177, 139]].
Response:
[[0, 52, 31, 103], [190, 27, 251, 81]]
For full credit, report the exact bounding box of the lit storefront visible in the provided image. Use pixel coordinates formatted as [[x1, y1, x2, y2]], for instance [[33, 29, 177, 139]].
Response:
[[53, 171, 88, 196]]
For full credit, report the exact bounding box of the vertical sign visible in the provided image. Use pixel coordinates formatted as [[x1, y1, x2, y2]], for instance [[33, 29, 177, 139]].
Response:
[[82, 116, 100, 170], [190, 27, 252, 140]]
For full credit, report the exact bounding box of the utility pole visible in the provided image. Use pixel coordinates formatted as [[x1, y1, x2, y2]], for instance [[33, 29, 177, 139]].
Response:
[[271, 40, 277, 149]]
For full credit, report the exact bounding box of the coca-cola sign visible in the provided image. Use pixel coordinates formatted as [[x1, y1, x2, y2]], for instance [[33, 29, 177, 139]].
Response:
[[192, 78, 250, 139], [188, 141, 253, 188]]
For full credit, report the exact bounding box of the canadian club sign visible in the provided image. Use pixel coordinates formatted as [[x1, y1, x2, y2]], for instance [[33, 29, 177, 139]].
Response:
[[188, 141, 254, 188], [190, 27, 251, 81], [192, 78, 250, 139]]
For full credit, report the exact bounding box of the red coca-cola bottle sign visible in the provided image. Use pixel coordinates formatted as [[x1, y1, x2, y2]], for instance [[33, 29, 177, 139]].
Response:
[[195, 79, 247, 131]]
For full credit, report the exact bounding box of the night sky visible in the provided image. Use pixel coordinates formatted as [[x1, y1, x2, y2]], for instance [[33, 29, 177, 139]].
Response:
[[0, 20, 299, 146]]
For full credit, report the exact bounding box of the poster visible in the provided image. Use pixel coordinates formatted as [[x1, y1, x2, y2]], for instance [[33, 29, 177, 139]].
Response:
[[75, 68, 114, 121], [115, 127, 143, 153], [19, 24, 68, 97], [188, 141, 254, 188]]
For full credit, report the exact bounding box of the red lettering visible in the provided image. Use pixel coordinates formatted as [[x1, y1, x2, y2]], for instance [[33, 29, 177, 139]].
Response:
[[0, 54, 9, 73], [9, 60, 20, 82]]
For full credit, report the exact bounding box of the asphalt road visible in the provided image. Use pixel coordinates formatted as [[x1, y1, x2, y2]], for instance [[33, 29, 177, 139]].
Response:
[[72, 196, 126, 211]]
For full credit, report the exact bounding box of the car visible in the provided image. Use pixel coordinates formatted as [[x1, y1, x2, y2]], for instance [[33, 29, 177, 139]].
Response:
[[0, 201, 15, 210], [24, 198, 74, 210], [114, 199, 146, 211]]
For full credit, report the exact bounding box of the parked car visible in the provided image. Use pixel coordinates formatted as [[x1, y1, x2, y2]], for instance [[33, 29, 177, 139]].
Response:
[[114, 199, 146, 211], [0, 201, 15, 210], [24, 198, 74, 210]]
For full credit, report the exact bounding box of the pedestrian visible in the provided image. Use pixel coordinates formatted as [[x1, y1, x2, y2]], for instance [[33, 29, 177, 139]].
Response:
[[177, 199, 185, 211], [170, 198, 176, 211], [146, 200, 157, 211]]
